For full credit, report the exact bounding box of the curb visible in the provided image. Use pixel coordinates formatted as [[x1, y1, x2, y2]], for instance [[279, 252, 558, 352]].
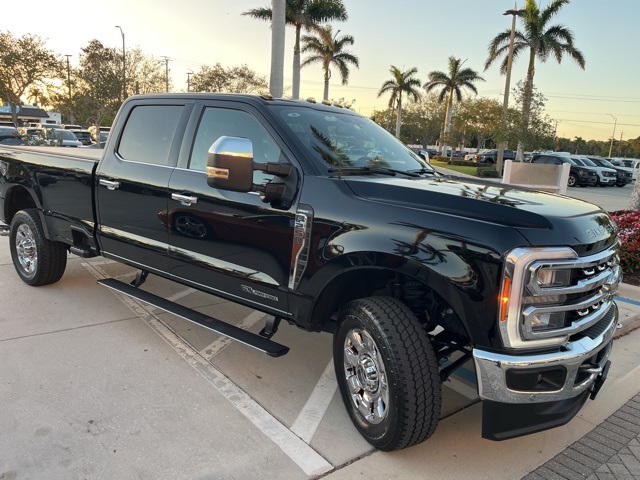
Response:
[[614, 283, 640, 339]]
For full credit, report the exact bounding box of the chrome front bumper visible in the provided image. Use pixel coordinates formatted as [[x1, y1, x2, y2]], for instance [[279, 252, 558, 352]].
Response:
[[473, 303, 617, 404]]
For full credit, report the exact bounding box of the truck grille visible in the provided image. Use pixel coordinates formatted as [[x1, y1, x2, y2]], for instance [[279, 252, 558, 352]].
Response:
[[499, 241, 620, 349]]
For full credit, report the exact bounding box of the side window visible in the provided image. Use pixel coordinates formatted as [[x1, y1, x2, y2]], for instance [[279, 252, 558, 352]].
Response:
[[190, 107, 283, 184], [117, 105, 184, 166]]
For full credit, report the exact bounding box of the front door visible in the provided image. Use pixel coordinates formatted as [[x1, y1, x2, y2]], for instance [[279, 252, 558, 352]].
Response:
[[166, 103, 297, 316]]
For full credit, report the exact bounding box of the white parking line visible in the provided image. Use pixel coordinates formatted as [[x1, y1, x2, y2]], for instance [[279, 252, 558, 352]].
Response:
[[199, 310, 266, 361], [82, 263, 333, 477], [290, 359, 338, 443]]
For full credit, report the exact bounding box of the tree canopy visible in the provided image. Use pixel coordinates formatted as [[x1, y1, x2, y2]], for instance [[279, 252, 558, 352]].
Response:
[[0, 31, 61, 125]]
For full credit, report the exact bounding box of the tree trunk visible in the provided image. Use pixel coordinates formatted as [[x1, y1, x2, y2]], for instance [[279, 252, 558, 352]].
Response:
[[395, 95, 402, 138], [518, 50, 536, 160], [323, 68, 330, 102], [269, 0, 286, 98], [292, 24, 302, 99], [441, 88, 454, 156]]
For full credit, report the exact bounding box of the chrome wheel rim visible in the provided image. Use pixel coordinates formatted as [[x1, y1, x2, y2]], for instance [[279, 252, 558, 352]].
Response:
[[15, 224, 37, 275], [343, 327, 389, 424]]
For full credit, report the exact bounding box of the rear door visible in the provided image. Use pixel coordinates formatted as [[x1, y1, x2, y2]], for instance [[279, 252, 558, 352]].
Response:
[[95, 99, 193, 272]]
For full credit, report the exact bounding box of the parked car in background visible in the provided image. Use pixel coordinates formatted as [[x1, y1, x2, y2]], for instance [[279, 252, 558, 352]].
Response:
[[0, 126, 24, 145], [45, 128, 83, 147], [62, 124, 83, 131], [609, 158, 640, 181], [473, 149, 516, 164], [71, 129, 93, 146], [587, 157, 632, 187], [530, 153, 597, 187], [570, 155, 617, 187]]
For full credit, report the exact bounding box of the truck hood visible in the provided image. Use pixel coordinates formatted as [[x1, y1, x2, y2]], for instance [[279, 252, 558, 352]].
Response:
[[344, 175, 602, 231]]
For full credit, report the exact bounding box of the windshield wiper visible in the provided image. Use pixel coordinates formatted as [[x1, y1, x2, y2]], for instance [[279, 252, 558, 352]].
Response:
[[327, 166, 421, 177]]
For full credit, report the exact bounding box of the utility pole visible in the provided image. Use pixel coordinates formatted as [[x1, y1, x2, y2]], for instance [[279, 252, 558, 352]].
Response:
[[115, 26, 125, 101], [162, 57, 171, 93], [497, 3, 523, 173], [608, 114, 617, 158], [187, 71, 194, 92], [64, 54, 74, 123]]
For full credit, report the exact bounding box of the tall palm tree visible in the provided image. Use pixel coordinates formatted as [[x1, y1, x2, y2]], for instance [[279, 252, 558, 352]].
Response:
[[270, 0, 286, 97], [424, 56, 485, 154], [243, 0, 347, 99], [300, 26, 359, 102], [484, 0, 584, 155], [377, 66, 422, 138]]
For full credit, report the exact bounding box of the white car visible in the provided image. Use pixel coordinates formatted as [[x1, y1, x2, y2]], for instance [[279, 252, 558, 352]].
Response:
[[45, 128, 83, 147], [610, 158, 640, 181], [570, 155, 617, 186]]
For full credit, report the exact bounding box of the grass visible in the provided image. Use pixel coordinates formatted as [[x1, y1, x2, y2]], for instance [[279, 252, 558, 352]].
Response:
[[430, 160, 479, 176]]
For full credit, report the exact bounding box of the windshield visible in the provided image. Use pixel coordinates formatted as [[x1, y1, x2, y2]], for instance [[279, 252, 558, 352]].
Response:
[[596, 159, 615, 168], [0, 126, 18, 136], [273, 105, 433, 174], [579, 157, 597, 167], [48, 129, 77, 140]]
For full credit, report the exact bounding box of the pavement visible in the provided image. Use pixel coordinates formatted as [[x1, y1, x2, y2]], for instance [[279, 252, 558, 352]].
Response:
[[1, 182, 640, 479]]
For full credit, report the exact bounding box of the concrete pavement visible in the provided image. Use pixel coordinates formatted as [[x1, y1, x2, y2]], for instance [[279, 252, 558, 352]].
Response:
[[1, 180, 640, 479]]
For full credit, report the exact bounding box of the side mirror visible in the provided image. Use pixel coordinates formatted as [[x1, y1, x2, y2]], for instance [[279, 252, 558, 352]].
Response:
[[206, 136, 254, 192]]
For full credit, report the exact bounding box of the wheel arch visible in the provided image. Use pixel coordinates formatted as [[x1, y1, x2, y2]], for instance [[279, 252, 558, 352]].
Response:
[[303, 253, 497, 345], [4, 185, 44, 231]]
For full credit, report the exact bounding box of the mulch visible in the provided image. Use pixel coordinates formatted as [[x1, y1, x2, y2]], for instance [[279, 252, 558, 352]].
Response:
[[623, 270, 640, 287]]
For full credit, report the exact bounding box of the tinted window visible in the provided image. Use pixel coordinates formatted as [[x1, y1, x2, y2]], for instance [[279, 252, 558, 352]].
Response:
[[118, 105, 184, 166], [190, 107, 284, 183]]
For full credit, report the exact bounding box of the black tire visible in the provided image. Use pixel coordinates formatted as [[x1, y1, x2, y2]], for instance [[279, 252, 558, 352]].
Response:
[[9, 209, 67, 286], [567, 173, 577, 187], [334, 296, 441, 451], [616, 184, 626, 188]]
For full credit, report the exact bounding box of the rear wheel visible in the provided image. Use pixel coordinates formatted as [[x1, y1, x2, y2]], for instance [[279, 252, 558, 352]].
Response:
[[9, 209, 67, 286], [567, 173, 577, 187], [334, 296, 441, 451]]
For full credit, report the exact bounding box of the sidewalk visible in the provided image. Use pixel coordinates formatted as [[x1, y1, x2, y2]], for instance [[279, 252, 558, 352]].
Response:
[[522, 284, 640, 480]]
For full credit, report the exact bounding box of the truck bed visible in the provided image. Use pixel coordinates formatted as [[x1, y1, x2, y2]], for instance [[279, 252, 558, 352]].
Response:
[[0, 145, 100, 246]]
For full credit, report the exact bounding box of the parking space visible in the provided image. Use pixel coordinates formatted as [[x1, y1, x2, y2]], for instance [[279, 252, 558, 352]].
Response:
[[1, 183, 638, 479], [0, 234, 481, 479]]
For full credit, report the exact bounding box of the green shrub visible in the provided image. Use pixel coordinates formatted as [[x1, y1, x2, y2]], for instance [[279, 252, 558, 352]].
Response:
[[449, 159, 477, 167], [477, 167, 500, 178]]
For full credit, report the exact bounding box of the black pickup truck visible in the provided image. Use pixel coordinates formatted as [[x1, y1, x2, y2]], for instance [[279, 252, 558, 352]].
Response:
[[0, 93, 620, 451]]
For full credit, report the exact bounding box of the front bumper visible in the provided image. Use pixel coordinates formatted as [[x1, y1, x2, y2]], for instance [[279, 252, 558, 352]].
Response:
[[473, 303, 616, 439]]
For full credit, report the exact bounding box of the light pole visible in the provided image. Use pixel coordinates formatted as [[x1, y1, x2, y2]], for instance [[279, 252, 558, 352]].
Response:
[[187, 71, 194, 92], [115, 26, 125, 102], [64, 54, 74, 123], [608, 114, 617, 158], [497, 3, 524, 173]]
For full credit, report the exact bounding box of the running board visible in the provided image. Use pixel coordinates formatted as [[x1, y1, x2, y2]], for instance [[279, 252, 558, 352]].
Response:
[[97, 278, 289, 357]]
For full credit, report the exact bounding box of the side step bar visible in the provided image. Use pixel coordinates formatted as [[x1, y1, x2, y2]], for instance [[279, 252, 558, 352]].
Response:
[[98, 278, 289, 357]]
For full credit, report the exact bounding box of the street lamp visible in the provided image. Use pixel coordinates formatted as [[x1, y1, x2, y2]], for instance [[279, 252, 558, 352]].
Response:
[[115, 26, 125, 101], [608, 114, 617, 158], [496, 3, 525, 173]]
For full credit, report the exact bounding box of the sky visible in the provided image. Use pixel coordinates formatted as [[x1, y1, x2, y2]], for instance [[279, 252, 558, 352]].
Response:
[[4, 0, 639, 143]]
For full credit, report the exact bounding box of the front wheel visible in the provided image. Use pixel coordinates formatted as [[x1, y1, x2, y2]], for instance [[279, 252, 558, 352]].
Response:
[[334, 296, 441, 451], [10, 209, 67, 286], [567, 173, 578, 187]]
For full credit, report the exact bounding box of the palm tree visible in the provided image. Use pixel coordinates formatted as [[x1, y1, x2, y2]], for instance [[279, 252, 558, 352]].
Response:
[[484, 0, 584, 155], [424, 56, 485, 155], [243, 0, 347, 99], [270, 0, 286, 97], [377, 66, 422, 138], [300, 26, 359, 102]]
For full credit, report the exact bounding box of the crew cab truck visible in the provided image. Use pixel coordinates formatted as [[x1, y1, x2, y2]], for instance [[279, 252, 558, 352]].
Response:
[[0, 93, 620, 451]]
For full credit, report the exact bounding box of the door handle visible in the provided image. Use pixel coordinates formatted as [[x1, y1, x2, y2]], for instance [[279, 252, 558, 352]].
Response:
[[99, 179, 120, 190], [171, 193, 198, 206]]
